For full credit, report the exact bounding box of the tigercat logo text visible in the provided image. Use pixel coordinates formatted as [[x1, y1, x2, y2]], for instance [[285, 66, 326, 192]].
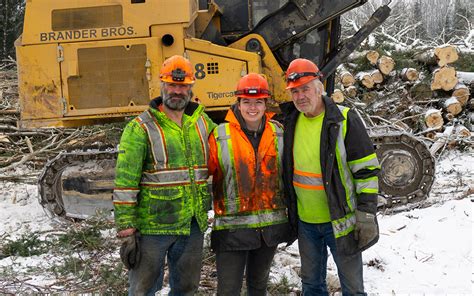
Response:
[[39, 26, 135, 42], [207, 91, 235, 100]]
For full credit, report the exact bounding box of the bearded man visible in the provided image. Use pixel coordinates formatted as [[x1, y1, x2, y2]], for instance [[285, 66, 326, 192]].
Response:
[[113, 55, 216, 295]]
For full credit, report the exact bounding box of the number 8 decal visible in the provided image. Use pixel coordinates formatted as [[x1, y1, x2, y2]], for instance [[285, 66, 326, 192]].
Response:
[[195, 63, 206, 79]]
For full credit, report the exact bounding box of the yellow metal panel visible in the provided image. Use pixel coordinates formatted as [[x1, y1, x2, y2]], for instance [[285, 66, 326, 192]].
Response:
[[21, 0, 198, 45], [15, 42, 63, 121], [184, 38, 261, 110], [59, 37, 162, 117], [150, 24, 186, 62]]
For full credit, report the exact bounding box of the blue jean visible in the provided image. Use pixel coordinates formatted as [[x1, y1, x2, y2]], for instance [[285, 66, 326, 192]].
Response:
[[128, 218, 204, 296], [298, 219, 365, 296]]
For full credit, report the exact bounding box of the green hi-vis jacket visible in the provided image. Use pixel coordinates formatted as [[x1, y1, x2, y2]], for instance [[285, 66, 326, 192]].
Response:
[[113, 98, 217, 235]]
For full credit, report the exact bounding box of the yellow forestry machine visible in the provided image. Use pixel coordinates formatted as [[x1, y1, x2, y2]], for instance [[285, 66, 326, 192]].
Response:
[[15, 0, 435, 219]]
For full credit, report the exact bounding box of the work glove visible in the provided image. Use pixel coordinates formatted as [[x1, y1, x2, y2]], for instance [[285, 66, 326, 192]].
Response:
[[354, 210, 378, 249], [119, 232, 141, 270]]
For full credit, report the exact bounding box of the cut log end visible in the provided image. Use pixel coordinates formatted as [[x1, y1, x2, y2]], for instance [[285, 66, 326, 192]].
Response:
[[331, 89, 345, 103], [424, 109, 443, 129], [377, 56, 395, 75], [452, 83, 470, 106], [431, 66, 458, 91], [340, 71, 355, 87], [370, 69, 384, 84], [344, 86, 357, 98], [366, 50, 380, 65], [434, 44, 459, 67], [356, 72, 375, 89], [443, 97, 462, 116], [400, 68, 419, 81]]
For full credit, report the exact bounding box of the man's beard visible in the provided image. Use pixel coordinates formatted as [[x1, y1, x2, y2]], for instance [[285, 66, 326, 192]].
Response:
[[162, 91, 192, 111]]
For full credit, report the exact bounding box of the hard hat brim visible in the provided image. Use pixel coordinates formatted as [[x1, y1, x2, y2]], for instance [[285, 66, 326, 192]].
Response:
[[285, 76, 317, 89]]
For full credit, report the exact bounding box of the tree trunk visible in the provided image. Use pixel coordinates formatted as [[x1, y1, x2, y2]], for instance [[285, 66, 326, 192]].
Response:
[[369, 69, 383, 84], [414, 49, 437, 65], [452, 83, 470, 106], [414, 45, 459, 67], [356, 72, 374, 89], [377, 55, 395, 75], [2, 0, 9, 60], [400, 68, 419, 81], [434, 44, 458, 67], [441, 97, 462, 116], [366, 50, 379, 65], [331, 89, 344, 103], [424, 109, 443, 129], [344, 85, 357, 98], [431, 66, 458, 91], [456, 71, 474, 85], [340, 71, 355, 87]]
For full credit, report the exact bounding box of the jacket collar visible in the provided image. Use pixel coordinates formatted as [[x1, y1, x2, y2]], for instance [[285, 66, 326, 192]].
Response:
[[149, 96, 200, 116]]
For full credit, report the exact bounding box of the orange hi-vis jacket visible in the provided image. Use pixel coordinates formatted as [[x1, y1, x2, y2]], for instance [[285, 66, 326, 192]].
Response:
[[208, 110, 288, 230]]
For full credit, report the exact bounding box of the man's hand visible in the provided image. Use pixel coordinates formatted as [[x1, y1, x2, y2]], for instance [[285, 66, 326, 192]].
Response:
[[119, 230, 141, 270], [354, 210, 378, 249], [117, 227, 136, 238]]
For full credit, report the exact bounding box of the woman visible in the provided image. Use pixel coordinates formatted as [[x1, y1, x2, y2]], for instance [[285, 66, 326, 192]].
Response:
[[208, 73, 290, 296]]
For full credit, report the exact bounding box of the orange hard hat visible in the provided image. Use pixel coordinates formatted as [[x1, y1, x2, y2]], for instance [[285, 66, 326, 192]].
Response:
[[285, 58, 322, 89], [160, 55, 195, 84], [235, 73, 271, 99]]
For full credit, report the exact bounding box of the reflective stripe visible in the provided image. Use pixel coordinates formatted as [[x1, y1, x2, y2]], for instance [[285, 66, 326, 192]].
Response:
[[269, 120, 284, 163], [141, 167, 208, 185], [355, 177, 379, 194], [335, 108, 356, 212], [138, 111, 167, 169], [196, 116, 210, 162], [113, 189, 139, 203], [270, 121, 284, 193], [332, 212, 356, 238], [215, 124, 239, 213], [293, 169, 324, 190], [348, 153, 380, 173], [194, 167, 209, 182], [141, 169, 190, 186], [214, 209, 287, 229]]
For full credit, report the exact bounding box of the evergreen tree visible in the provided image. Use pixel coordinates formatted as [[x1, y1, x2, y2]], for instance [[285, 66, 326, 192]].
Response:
[[0, 0, 25, 62]]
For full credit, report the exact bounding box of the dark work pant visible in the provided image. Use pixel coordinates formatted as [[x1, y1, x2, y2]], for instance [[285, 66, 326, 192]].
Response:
[[215, 243, 277, 296], [298, 219, 365, 296], [128, 218, 204, 296]]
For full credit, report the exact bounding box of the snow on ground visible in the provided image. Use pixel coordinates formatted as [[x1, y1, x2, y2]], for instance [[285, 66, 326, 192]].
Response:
[[271, 149, 474, 294], [1, 149, 473, 294]]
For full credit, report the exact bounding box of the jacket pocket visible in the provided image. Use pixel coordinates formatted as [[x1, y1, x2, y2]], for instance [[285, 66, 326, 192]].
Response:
[[146, 187, 184, 225]]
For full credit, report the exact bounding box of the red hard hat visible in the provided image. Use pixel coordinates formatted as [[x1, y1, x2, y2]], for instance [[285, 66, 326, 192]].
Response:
[[285, 58, 322, 89], [235, 73, 271, 99], [160, 55, 195, 85]]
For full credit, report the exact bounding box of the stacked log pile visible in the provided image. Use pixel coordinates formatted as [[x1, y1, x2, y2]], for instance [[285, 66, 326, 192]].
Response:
[[333, 44, 473, 154]]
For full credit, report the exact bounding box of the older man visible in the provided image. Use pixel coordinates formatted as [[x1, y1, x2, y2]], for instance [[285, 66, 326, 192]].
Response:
[[280, 58, 380, 295], [113, 55, 216, 295]]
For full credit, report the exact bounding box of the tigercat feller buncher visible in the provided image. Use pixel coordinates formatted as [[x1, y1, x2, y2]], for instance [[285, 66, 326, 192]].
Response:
[[15, 0, 435, 219]]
